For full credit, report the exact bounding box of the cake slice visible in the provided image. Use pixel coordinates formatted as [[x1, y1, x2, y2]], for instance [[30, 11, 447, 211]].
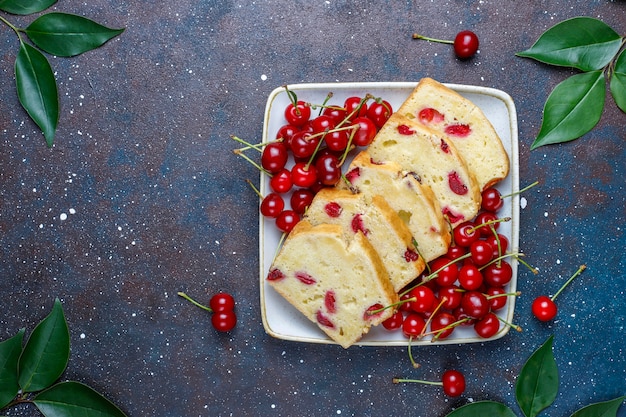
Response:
[[266, 220, 397, 348], [367, 113, 481, 227], [397, 77, 509, 190], [339, 151, 450, 263], [305, 187, 425, 292]]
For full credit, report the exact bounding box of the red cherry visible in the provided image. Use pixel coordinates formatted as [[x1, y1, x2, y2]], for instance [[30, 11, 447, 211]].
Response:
[[461, 291, 489, 319], [481, 187, 503, 212], [291, 162, 318, 188], [382, 310, 404, 330], [485, 234, 509, 258], [366, 100, 393, 128], [315, 153, 342, 186], [483, 261, 513, 287], [430, 257, 459, 287], [469, 240, 494, 266], [324, 129, 349, 152], [474, 211, 501, 237], [531, 295, 558, 322], [284, 100, 311, 127], [261, 142, 288, 174], [430, 312, 457, 340], [442, 370, 466, 397], [211, 310, 237, 332], [275, 124, 300, 147], [269, 169, 293, 194], [351, 117, 378, 147], [409, 286, 435, 313], [486, 287, 508, 311], [260, 193, 285, 218], [458, 264, 483, 291], [322, 106, 348, 125], [453, 30, 479, 59], [310, 115, 336, 134], [446, 244, 467, 261], [276, 210, 299, 233], [453, 222, 479, 247], [209, 292, 235, 312], [344, 96, 368, 120], [399, 292, 416, 312], [290, 131, 319, 159], [531, 265, 586, 322], [402, 313, 426, 338], [290, 189, 315, 215], [438, 285, 463, 310], [474, 312, 500, 338]]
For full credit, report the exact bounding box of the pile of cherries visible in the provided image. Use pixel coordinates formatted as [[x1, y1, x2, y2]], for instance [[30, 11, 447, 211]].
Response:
[[241, 89, 393, 234], [382, 187, 521, 342]]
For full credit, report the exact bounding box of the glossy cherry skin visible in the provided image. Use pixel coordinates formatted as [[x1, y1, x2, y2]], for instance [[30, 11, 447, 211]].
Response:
[[209, 292, 235, 312], [442, 370, 466, 397], [458, 264, 483, 291], [402, 313, 426, 338], [261, 142, 288, 174], [260, 193, 284, 218], [461, 291, 490, 319], [290, 189, 315, 215], [315, 153, 342, 186], [453, 221, 479, 247], [269, 169, 293, 194], [351, 117, 378, 147], [430, 257, 459, 286], [453, 30, 479, 59], [469, 240, 494, 266], [532, 295, 558, 321], [344, 96, 368, 120], [474, 312, 500, 338], [382, 310, 404, 330], [275, 210, 299, 233], [409, 286, 436, 313], [483, 261, 513, 287], [366, 100, 393, 128], [291, 162, 318, 188], [284, 100, 311, 127], [430, 312, 457, 340], [481, 187, 503, 212], [211, 310, 237, 332]]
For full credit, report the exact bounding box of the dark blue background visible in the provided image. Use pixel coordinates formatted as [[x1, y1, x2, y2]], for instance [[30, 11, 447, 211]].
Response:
[[1, 1, 624, 416]]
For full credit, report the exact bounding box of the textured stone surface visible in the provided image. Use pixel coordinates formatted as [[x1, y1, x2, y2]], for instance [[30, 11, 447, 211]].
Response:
[[1, 1, 624, 416]]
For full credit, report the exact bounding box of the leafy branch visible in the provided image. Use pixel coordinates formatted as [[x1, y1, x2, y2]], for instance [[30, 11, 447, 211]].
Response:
[[444, 335, 625, 417], [0, 298, 128, 417], [0, 0, 124, 147], [516, 17, 626, 150]]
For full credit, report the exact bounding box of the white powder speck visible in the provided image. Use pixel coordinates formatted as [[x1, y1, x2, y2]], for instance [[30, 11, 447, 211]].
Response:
[[520, 196, 527, 209], [69, 208, 76, 215], [80, 333, 86, 339], [60, 213, 68, 221], [261, 74, 267, 81], [271, 404, 276, 409], [544, 212, 549, 217]]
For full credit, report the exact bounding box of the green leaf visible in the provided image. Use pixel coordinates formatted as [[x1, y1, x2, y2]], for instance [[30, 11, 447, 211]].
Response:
[[0, 0, 56, 15], [0, 329, 25, 409], [571, 396, 626, 417], [18, 299, 70, 393], [610, 49, 626, 113], [531, 70, 605, 150], [34, 381, 128, 417], [516, 335, 559, 417], [25, 13, 125, 57], [445, 400, 517, 417], [15, 41, 59, 147], [516, 17, 622, 71]]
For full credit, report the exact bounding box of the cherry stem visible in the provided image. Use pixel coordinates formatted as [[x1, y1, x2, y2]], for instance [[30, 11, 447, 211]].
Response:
[[393, 377, 441, 386], [497, 315, 523, 332], [551, 264, 587, 301], [412, 33, 453, 44], [282, 85, 301, 115], [486, 291, 521, 300], [230, 135, 264, 153], [233, 148, 271, 176], [177, 292, 213, 313], [245, 179, 263, 199], [407, 336, 420, 368], [501, 180, 539, 199], [419, 297, 448, 339]]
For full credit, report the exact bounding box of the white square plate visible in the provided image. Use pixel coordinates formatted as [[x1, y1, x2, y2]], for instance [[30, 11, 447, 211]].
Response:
[[259, 82, 519, 346]]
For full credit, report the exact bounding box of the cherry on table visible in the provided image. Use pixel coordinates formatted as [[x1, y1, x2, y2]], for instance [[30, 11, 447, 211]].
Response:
[[412, 30, 479, 59], [177, 291, 237, 332], [531, 264, 586, 322], [393, 369, 466, 397]]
